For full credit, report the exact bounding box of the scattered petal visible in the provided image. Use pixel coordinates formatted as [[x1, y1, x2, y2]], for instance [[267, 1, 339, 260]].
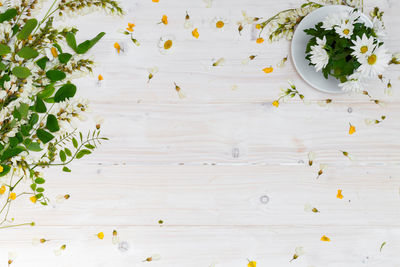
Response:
[[337, 189, 343, 199], [256, 38, 264, 44], [263, 66, 273, 73], [321, 235, 331, 242], [248, 261, 256, 267], [272, 100, 279, 107], [192, 28, 199, 39], [97, 232, 104, 239], [349, 123, 356, 135]]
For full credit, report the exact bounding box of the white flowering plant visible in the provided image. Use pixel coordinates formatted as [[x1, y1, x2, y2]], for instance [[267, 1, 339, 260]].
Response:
[[304, 8, 392, 92], [0, 0, 123, 228]]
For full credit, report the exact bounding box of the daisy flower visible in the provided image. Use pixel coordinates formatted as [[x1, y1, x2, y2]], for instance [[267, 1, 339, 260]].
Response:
[[339, 71, 364, 93], [335, 22, 354, 39], [310, 36, 329, 71], [358, 45, 391, 78], [213, 17, 228, 30], [322, 13, 342, 30], [158, 35, 175, 54], [351, 34, 375, 60]]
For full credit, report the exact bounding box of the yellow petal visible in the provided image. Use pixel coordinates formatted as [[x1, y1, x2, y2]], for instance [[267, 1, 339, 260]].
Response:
[[30, 196, 37, 203], [0, 185, 6, 195], [349, 124, 356, 135], [192, 28, 199, 39], [162, 15, 168, 25], [51, 47, 58, 58], [321, 235, 331, 242], [256, 38, 264, 44], [337, 189, 343, 199], [97, 232, 104, 239], [9, 192, 16, 200], [272, 100, 279, 107], [152, 0, 159, 2], [0, 165, 3, 173], [114, 42, 121, 54], [248, 261, 257, 267], [263, 67, 273, 74], [255, 24, 261, 29], [98, 74, 104, 81]]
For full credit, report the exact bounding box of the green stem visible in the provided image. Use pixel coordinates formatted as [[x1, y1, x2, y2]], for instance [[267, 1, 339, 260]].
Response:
[[0, 222, 34, 229]]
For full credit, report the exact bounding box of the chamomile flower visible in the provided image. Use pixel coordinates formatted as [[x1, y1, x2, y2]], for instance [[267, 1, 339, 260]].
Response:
[[213, 17, 228, 30], [158, 35, 175, 54], [310, 36, 329, 71], [322, 13, 342, 30], [335, 22, 354, 39], [351, 34, 375, 60], [339, 72, 364, 93], [358, 45, 391, 78]]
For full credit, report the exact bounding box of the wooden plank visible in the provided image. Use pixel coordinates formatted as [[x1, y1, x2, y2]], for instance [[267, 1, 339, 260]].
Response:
[[7, 165, 400, 226], [0, 225, 399, 267]]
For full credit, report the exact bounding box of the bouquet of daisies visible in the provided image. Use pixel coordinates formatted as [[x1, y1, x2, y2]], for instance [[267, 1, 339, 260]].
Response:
[[304, 8, 390, 92], [0, 0, 122, 227]]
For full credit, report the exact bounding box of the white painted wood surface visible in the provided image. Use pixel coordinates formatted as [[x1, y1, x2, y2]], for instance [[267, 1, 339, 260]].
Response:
[[1, 0, 400, 266]]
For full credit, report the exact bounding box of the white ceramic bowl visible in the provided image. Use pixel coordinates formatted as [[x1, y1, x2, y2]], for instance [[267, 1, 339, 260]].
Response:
[[291, 5, 373, 94]]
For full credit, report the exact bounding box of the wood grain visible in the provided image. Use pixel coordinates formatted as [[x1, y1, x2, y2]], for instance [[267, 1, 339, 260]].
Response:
[[1, 0, 400, 266]]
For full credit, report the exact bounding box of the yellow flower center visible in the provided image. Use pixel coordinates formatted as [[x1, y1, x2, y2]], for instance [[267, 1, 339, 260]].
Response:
[[367, 54, 377, 65], [0, 166, 3, 173], [164, 40, 173, 50], [360, 46, 368, 54], [216, 20, 224, 28], [343, 29, 350, 35]]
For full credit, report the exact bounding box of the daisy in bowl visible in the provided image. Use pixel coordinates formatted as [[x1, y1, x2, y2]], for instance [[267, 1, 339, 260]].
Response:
[[309, 36, 329, 72], [350, 34, 376, 59], [357, 45, 391, 78]]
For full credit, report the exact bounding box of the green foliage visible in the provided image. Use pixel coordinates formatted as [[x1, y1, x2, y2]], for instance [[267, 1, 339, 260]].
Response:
[[17, 19, 38, 40], [17, 47, 39, 59], [0, 44, 11, 56], [304, 21, 373, 82], [54, 83, 77, 102], [12, 66, 32, 79]]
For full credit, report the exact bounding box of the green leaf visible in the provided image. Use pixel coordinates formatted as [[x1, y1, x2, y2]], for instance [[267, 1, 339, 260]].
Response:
[[76, 149, 91, 159], [38, 85, 55, 99], [30, 183, 37, 191], [17, 103, 29, 120], [72, 137, 78, 148], [46, 70, 66, 82], [0, 165, 11, 177], [66, 32, 77, 51], [54, 83, 76, 102], [36, 187, 45, 193], [34, 96, 47, 113], [64, 148, 72, 156], [62, 166, 71, 172], [0, 8, 17, 23], [36, 57, 49, 70], [34, 177, 45, 184], [17, 47, 39, 59], [85, 144, 95, 149], [0, 62, 6, 71], [1, 146, 25, 161], [58, 53, 72, 64], [76, 32, 106, 54], [46, 114, 59, 132], [29, 113, 39, 126], [59, 150, 66, 162], [21, 124, 31, 136], [27, 142, 42, 152], [0, 44, 11, 56], [17, 19, 38, 40], [53, 43, 63, 53], [36, 129, 54, 144], [12, 66, 31, 79]]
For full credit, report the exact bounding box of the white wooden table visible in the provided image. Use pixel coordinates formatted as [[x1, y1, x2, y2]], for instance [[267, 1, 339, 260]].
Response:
[[1, 0, 400, 266]]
